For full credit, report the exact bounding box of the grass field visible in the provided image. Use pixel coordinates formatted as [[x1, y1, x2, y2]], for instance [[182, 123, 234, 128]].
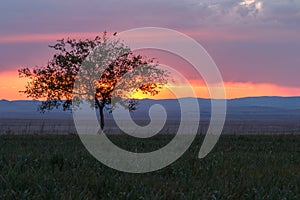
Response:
[[0, 134, 299, 199]]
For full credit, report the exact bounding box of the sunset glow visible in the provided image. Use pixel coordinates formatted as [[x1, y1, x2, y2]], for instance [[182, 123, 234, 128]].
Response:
[[2, 69, 300, 101], [127, 82, 300, 100], [0, 71, 28, 100], [1, 0, 299, 101]]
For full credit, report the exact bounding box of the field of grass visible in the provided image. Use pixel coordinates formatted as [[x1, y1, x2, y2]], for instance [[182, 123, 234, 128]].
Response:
[[0, 134, 299, 199]]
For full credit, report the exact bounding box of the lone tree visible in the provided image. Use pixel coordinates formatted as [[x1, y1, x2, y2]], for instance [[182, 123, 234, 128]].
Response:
[[19, 32, 168, 129]]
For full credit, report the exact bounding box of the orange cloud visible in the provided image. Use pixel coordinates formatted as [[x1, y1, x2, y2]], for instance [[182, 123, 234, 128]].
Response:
[[1, 70, 300, 100], [0, 32, 106, 43], [183, 27, 300, 42], [1, 27, 299, 44], [132, 82, 300, 99], [223, 82, 300, 99], [0, 71, 28, 100]]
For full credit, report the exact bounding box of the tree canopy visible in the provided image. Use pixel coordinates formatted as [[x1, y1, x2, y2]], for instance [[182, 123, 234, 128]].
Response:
[[18, 32, 169, 129]]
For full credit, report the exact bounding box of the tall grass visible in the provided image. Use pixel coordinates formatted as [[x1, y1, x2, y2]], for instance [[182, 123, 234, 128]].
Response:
[[0, 135, 299, 199]]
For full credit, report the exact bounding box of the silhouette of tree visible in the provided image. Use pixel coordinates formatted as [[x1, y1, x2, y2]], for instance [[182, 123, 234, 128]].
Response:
[[18, 32, 169, 129]]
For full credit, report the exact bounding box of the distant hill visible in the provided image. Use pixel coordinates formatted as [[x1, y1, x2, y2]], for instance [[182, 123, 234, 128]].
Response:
[[1, 96, 300, 121]]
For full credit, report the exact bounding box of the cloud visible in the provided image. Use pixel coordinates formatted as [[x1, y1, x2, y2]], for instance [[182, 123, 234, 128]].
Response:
[[184, 0, 300, 27], [238, 0, 263, 16], [0, 0, 299, 96], [259, 0, 300, 25], [0, 32, 105, 43], [1, 0, 299, 37]]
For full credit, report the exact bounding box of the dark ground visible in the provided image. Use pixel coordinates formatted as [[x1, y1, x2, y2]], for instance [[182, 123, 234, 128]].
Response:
[[0, 134, 299, 199]]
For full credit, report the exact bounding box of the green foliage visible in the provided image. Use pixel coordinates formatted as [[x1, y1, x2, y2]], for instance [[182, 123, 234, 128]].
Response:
[[0, 135, 299, 199]]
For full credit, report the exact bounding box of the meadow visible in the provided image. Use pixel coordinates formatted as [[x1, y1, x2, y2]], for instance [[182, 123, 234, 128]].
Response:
[[0, 134, 299, 199]]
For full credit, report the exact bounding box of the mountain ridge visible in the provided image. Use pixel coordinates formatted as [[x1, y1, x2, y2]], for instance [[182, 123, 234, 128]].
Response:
[[1, 96, 300, 120]]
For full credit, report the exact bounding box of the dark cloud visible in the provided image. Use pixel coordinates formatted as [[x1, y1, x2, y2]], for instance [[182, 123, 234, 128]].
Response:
[[1, 0, 299, 35]]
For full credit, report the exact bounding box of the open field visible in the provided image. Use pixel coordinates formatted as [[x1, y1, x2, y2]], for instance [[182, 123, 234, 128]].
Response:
[[1, 119, 300, 135], [0, 135, 299, 199], [2, 97, 300, 135]]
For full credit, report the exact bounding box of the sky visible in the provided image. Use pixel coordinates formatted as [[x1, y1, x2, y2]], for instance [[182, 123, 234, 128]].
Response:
[[0, 0, 300, 100]]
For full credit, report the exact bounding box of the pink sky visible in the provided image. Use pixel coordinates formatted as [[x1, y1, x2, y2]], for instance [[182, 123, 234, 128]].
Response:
[[0, 0, 299, 100]]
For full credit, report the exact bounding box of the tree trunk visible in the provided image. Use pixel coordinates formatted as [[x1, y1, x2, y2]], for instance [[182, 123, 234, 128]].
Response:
[[95, 98, 105, 131], [99, 106, 105, 130]]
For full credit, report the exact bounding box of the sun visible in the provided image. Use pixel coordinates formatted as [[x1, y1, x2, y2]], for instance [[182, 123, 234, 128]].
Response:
[[129, 90, 152, 99]]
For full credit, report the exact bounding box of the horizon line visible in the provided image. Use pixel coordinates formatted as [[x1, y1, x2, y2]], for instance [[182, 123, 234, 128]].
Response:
[[2, 95, 300, 102]]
